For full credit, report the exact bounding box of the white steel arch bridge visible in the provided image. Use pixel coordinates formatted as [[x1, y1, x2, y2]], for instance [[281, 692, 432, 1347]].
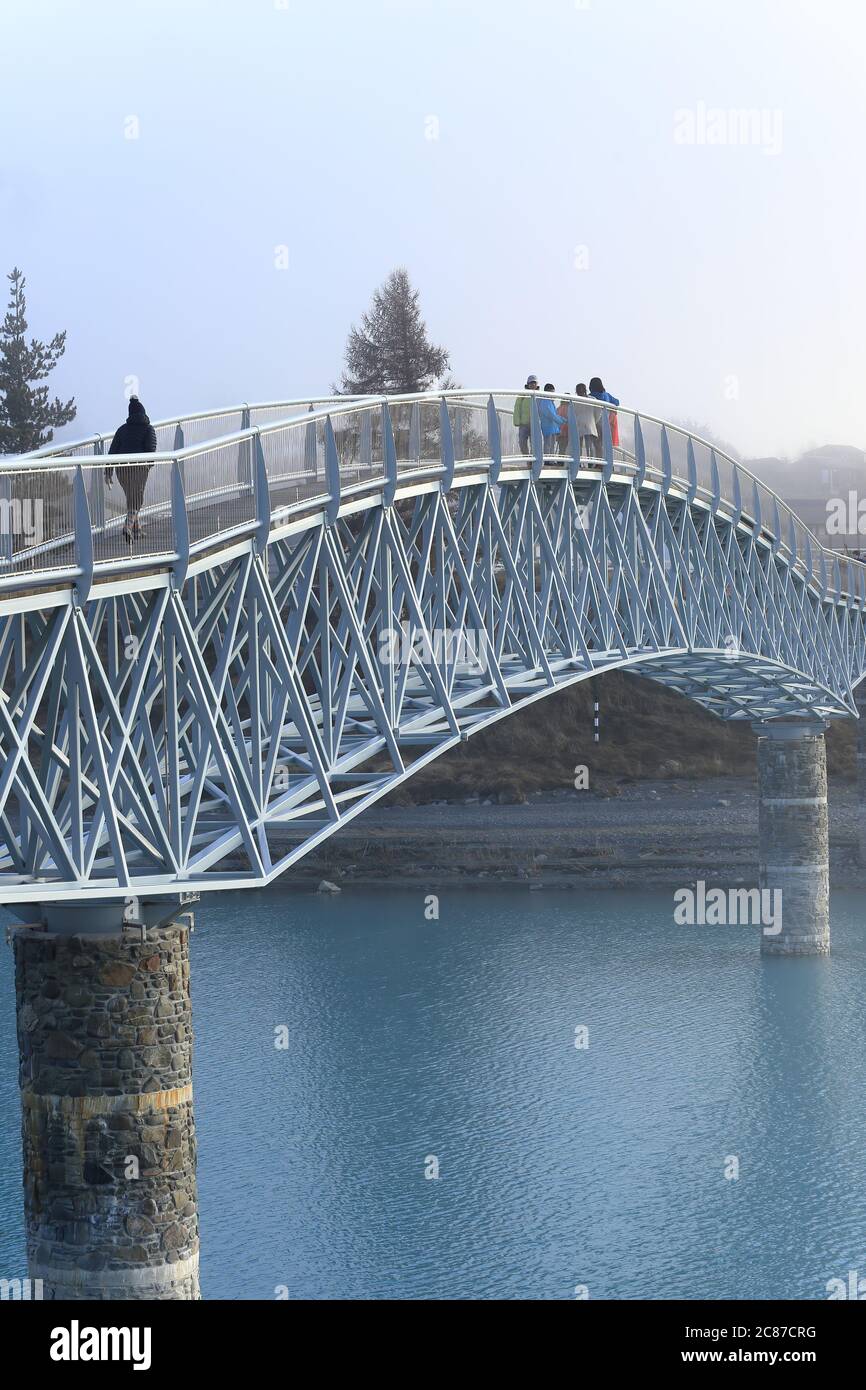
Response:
[[0, 389, 864, 907]]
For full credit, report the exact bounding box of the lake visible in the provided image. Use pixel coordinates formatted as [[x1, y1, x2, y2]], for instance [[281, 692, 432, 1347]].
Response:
[[1, 885, 865, 1300]]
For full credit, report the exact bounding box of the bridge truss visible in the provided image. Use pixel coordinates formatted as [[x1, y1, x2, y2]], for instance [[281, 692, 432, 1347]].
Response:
[[0, 390, 864, 903]]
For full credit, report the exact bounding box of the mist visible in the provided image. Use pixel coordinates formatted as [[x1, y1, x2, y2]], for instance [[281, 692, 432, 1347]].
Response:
[[2, 0, 864, 459]]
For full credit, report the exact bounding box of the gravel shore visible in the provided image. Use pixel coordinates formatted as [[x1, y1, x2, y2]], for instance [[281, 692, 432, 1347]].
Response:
[[275, 776, 866, 892]]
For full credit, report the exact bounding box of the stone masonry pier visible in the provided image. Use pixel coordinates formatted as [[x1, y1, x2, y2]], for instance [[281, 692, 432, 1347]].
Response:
[[13, 915, 199, 1299], [755, 718, 830, 956]]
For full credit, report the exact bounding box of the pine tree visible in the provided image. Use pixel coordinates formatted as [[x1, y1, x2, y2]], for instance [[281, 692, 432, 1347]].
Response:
[[0, 268, 76, 453], [338, 268, 450, 395]]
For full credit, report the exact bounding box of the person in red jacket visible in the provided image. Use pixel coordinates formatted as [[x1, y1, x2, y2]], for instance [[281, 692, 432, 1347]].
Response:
[[589, 376, 620, 448]]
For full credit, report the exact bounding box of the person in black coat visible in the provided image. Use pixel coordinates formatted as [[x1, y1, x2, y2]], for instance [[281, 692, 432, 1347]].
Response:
[[105, 397, 157, 542]]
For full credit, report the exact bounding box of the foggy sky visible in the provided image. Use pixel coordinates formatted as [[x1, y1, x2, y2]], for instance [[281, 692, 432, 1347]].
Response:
[[1, 0, 864, 458]]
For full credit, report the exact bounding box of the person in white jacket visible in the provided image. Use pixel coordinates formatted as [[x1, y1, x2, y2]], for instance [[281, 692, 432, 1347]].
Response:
[[573, 383, 602, 460]]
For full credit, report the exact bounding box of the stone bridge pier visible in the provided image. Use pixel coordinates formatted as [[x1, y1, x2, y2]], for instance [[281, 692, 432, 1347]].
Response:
[[11, 899, 199, 1299], [754, 718, 830, 956], [855, 684, 866, 868]]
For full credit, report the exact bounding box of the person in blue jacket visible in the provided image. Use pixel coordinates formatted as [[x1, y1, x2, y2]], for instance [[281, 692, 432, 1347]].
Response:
[[589, 376, 620, 448], [538, 383, 564, 455]]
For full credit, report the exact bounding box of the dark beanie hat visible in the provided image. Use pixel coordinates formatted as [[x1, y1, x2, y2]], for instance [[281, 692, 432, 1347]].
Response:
[[128, 396, 147, 421]]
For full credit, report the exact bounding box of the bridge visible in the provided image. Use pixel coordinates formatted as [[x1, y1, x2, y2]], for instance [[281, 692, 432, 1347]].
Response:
[[1, 390, 863, 904], [2, 389, 863, 1299]]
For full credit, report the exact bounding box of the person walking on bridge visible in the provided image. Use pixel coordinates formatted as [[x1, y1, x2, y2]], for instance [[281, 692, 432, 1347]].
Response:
[[589, 376, 620, 449], [513, 375, 539, 456], [557, 391, 571, 453], [574, 383, 602, 460], [538, 384, 564, 456], [105, 396, 157, 543]]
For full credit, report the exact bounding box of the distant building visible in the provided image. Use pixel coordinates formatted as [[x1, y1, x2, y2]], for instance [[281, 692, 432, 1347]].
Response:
[[748, 445, 866, 553]]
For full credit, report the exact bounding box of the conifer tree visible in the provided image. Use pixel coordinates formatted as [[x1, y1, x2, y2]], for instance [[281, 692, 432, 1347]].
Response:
[[338, 268, 449, 395], [0, 268, 76, 453]]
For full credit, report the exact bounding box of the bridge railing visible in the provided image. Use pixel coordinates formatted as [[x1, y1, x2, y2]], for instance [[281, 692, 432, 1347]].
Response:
[[0, 390, 862, 607], [16, 396, 369, 464]]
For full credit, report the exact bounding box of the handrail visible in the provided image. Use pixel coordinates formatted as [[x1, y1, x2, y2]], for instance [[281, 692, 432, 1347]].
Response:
[[15, 394, 372, 462]]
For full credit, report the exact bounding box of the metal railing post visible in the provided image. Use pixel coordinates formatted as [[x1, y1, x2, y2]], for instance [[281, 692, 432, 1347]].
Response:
[[567, 403, 581, 482], [633, 415, 646, 489], [324, 416, 341, 525], [304, 406, 317, 478], [601, 409, 614, 481], [488, 395, 502, 484], [173, 424, 185, 491], [440, 398, 455, 492], [751, 478, 762, 533], [253, 431, 271, 553], [803, 531, 813, 584], [686, 438, 698, 502], [731, 462, 742, 523], [73, 465, 94, 605], [530, 396, 544, 480], [659, 425, 672, 493], [769, 495, 781, 553], [170, 457, 190, 589], [238, 405, 251, 491], [709, 449, 720, 511], [382, 403, 397, 506]]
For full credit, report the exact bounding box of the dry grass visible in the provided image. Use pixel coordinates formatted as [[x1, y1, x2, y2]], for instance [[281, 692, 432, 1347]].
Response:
[[384, 671, 855, 804]]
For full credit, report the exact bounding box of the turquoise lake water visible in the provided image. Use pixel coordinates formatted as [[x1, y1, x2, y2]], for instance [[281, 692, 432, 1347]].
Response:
[[1, 886, 865, 1300]]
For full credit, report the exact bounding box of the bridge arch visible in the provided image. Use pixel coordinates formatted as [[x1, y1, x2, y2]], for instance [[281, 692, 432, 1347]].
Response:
[[0, 390, 863, 904]]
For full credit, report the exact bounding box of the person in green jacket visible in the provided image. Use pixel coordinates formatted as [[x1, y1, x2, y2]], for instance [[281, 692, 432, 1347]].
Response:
[[513, 375, 539, 455]]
